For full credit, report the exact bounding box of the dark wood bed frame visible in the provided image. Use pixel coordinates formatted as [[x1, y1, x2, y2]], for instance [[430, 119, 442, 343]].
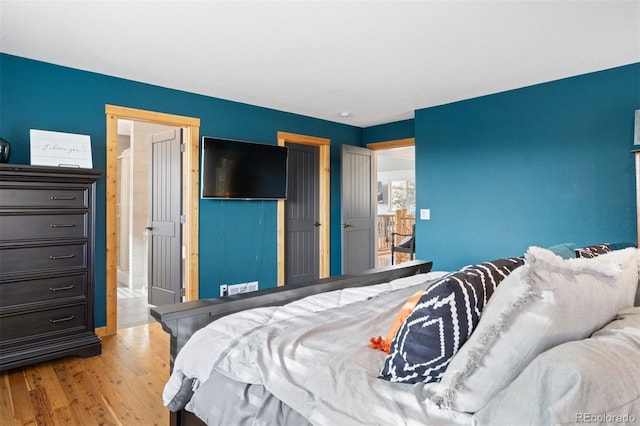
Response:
[[151, 260, 433, 426]]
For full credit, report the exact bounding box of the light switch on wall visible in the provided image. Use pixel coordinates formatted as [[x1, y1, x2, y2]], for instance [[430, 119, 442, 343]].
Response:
[[420, 209, 431, 220]]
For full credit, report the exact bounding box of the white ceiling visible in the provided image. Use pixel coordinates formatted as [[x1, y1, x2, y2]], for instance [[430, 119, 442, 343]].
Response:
[[377, 146, 415, 173], [1, 1, 638, 128]]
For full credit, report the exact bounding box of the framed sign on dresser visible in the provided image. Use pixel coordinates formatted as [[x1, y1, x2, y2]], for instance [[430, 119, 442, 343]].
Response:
[[0, 164, 102, 371]]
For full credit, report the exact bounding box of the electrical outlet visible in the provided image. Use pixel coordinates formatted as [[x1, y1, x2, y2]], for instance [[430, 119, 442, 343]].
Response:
[[227, 281, 259, 295], [219, 284, 228, 297]]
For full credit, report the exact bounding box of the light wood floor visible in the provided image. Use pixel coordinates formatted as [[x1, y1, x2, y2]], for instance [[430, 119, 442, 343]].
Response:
[[0, 323, 170, 425]]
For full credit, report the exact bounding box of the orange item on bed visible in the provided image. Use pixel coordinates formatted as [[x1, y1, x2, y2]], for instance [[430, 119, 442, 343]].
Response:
[[369, 289, 424, 353]]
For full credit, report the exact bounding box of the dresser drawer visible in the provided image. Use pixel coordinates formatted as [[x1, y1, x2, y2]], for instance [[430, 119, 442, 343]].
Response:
[[0, 273, 87, 308], [0, 243, 87, 275], [0, 213, 88, 241], [0, 304, 87, 341], [0, 186, 87, 208]]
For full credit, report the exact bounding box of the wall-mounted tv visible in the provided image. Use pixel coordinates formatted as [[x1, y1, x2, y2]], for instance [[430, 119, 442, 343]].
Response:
[[200, 137, 288, 200]]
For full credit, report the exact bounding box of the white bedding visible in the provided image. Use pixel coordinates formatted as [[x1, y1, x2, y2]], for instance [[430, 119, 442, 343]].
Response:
[[163, 264, 640, 426], [163, 271, 448, 408], [211, 281, 471, 426]]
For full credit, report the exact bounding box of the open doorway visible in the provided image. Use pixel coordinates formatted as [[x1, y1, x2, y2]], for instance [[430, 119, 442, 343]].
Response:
[[367, 139, 416, 267], [103, 105, 200, 337], [116, 120, 182, 328]]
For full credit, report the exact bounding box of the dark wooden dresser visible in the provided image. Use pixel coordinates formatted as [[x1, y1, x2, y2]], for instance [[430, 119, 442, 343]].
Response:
[[0, 164, 102, 371]]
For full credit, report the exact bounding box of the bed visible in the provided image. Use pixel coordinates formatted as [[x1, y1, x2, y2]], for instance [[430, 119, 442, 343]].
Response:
[[151, 245, 640, 426]]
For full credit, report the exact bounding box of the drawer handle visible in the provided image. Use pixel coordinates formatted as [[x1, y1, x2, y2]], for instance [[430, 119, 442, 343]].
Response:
[[49, 254, 76, 260], [51, 196, 76, 200], [50, 315, 75, 324], [50, 285, 75, 292], [50, 224, 76, 228]]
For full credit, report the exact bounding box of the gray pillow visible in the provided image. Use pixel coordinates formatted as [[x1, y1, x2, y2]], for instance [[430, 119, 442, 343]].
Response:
[[432, 247, 640, 413], [473, 307, 640, 425]]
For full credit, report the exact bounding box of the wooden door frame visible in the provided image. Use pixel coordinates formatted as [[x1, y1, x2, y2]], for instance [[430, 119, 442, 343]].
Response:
[[366, 137, 415, 151], [277, 131, 330, 286], [101, 105, 200, 336]]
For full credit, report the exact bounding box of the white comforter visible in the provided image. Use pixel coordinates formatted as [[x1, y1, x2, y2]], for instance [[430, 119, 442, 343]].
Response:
[[163, 270, 640, 426], [163, 272, 448, 404], [163, 271, 473, 425]]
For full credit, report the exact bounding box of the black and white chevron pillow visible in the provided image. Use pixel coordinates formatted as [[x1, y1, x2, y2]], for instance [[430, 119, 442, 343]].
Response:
[[575, 243, 611, 258], [379, 257, 524, 384]]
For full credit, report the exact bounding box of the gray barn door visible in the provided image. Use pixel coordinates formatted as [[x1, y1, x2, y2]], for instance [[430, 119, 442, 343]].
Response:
[[341, 145, 376, 274], [148, 129, 183, 306], [285, 143, 320, 285]]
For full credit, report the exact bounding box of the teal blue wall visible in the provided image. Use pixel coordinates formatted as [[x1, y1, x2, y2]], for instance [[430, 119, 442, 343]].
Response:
[[0, 54, 361, 327], [414, 63, 640, 271], [362, 118, 414, 144], [2, 53, 638, 324]]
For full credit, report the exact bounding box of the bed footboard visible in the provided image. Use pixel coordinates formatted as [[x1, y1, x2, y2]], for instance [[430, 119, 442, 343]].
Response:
[[151, 261, 432, 426], [150, 260, 433, 370]]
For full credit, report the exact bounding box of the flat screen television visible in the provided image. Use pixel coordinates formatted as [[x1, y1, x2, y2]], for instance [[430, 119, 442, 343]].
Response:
[[200, 137, 288, 200]]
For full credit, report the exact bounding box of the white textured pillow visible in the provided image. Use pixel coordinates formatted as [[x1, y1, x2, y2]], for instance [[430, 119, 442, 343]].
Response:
[[432, 246, 640, 413], [472, 306, 640, 425]]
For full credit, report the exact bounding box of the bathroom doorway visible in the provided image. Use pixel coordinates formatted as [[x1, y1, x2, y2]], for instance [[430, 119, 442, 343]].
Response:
[[115, 119, 182, 328]]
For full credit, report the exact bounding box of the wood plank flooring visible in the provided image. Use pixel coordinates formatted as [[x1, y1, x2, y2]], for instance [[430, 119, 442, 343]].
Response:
[[0, 323, 170, 425]]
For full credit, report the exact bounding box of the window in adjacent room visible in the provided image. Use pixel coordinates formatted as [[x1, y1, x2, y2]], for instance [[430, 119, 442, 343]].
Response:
[[389, 179, 415, 213]]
